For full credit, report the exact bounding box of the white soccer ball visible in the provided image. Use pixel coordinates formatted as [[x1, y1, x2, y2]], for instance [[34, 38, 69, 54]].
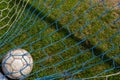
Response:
[[2, 49, 33, 79], [0, 72, 8, 80]]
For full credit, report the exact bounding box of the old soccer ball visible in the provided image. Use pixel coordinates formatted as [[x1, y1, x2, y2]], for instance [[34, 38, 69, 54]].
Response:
[[2, 49, 33, 79]]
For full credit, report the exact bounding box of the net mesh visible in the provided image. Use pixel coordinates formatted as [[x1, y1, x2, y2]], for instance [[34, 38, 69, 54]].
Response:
[[0, 0, 120, 80]]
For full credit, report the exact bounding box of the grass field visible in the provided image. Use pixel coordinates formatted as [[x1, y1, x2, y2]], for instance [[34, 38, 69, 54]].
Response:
[[0, 0, 120, 80]]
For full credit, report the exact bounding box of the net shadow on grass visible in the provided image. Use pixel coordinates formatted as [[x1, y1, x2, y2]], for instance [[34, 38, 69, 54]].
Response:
[[20, 0, 120, 67]]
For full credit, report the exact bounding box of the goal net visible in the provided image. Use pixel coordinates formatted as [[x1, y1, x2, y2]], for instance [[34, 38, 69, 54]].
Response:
[[0, 0, 120, 80]]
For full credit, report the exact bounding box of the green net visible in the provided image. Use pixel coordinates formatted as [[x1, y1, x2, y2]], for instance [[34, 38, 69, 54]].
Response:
[[0, 0, 120, 80]]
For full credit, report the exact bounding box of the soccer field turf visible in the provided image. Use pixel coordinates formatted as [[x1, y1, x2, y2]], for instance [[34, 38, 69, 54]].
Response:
[[0, 0, 120, 80]]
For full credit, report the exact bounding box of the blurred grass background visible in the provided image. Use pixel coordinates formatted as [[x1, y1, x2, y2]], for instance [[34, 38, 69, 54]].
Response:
[[0, 0, 120, 80]]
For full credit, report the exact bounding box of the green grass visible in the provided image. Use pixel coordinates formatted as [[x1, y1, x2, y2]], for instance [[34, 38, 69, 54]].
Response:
[[0, 0, 120, 80]]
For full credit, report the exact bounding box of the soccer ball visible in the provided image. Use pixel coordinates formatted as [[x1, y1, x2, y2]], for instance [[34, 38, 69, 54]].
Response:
[[0, 72, 8, 80], [2, 49, 33, 79]]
